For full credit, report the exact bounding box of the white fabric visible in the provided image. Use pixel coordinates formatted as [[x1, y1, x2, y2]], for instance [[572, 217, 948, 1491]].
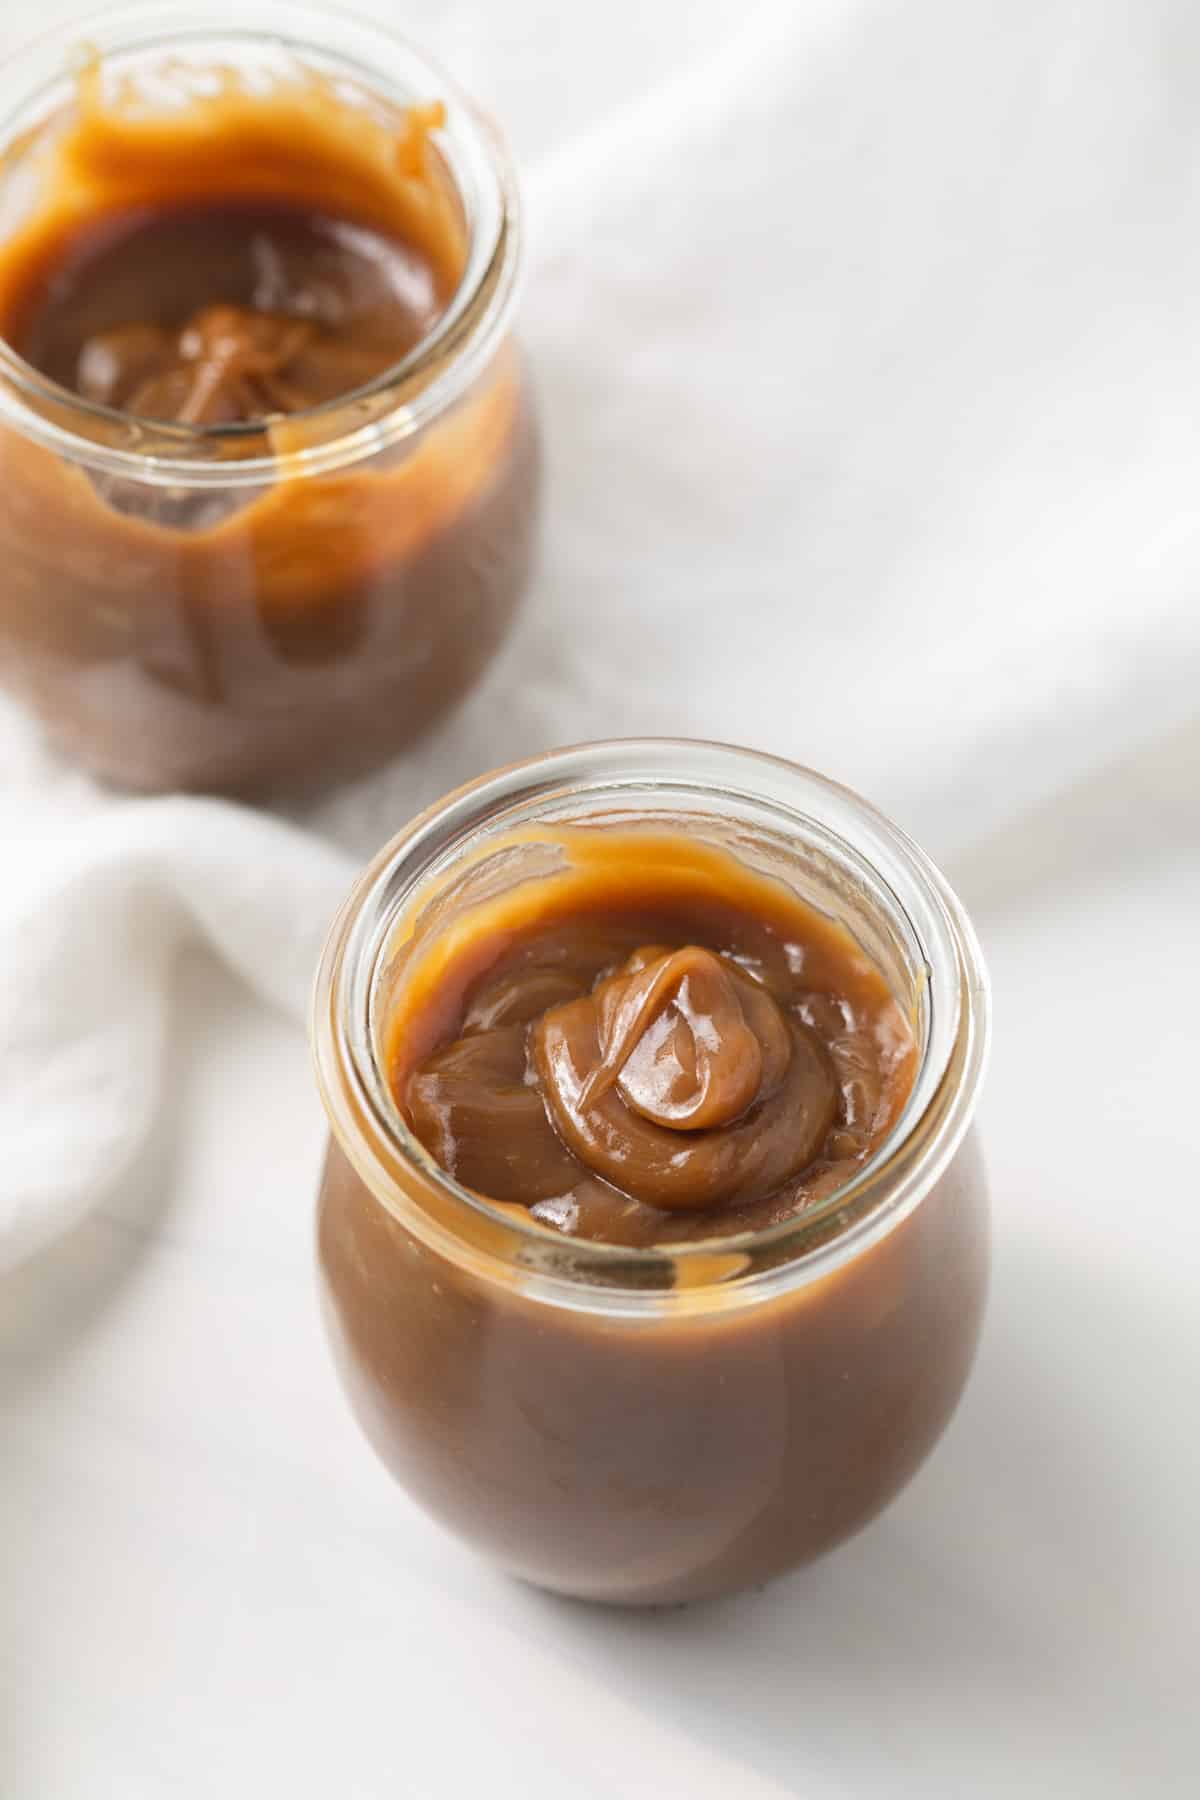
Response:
[[3, 3, 1199, 1794], [0, 800, 351, 1266], [4, 0, 1199, 1265]]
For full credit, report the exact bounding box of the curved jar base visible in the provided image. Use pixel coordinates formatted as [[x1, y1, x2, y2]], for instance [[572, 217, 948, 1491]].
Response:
[[317, 1131, 989, 1608]]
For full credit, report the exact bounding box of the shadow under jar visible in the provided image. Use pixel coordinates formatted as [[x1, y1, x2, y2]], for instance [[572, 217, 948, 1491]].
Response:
[[0, 3, 539, 795], [312, 741, 991, 1606]]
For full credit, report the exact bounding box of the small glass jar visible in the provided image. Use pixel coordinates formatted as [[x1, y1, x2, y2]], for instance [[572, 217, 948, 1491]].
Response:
[[0, 3, 538, 794], [312, 741, 991, 1606]]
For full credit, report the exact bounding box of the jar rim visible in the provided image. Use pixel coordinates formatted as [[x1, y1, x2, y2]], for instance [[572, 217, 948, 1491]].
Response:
[[312, 741, 991, 1314], [0, 1, 521, 485]]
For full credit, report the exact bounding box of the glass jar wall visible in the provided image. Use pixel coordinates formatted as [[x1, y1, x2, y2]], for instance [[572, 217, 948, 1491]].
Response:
[[0, 4, 539, 794], [312, 742, 991, 1605]]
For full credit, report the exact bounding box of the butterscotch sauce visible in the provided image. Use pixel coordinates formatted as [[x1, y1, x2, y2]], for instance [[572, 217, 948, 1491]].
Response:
[[389, 832, 918, 1245], [319, 781, 987, 1607], [0, 55, 538, 792], [12, 204, 445, 424]]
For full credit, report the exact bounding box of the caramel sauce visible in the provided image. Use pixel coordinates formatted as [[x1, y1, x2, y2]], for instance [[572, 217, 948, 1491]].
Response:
[[320, 825, 986, 1603], [0, 61, 537, 791], [388, 832, 918, 1245]]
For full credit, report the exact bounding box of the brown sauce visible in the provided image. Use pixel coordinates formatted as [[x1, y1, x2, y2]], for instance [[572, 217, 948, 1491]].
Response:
[[11, 200, 445, 423], [320, 825, 987, 1602], [390, 832, 918, 1245], [0, 64, 537, 792]]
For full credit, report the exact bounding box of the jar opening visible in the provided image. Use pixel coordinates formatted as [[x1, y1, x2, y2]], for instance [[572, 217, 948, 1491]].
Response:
[[312, 742, 991, 1309], [0, 3, 521, 483]]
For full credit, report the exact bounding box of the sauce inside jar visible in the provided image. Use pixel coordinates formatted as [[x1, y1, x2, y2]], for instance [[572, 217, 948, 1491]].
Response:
[[390, 830, 919, 1245], [11, 199, 447, 424]]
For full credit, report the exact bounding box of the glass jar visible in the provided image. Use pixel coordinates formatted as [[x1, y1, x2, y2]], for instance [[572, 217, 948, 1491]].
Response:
[[312, 741, 990, 1606], [0, 3, 538, 794]]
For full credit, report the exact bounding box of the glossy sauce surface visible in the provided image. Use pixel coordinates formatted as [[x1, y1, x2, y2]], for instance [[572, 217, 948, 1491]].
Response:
[[13, 200, 444, 423], [392, 833, 918, 1245]]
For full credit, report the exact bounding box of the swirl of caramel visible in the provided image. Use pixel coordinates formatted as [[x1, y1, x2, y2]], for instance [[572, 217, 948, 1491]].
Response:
[[78, 303, 389, 424], [532, 946, 838, 1211]]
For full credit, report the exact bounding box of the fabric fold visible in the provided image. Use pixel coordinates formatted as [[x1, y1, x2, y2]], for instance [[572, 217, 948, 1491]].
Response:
[[0, 799, 351, 1269]]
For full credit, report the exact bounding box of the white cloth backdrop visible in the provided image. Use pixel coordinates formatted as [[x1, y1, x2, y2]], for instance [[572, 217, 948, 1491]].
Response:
[[3, 2, 1198, 1796]]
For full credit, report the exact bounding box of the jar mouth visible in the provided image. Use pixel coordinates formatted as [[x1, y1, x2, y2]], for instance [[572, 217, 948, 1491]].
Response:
[[0, 2, 521, 485], [312, 741, 991, 1310]]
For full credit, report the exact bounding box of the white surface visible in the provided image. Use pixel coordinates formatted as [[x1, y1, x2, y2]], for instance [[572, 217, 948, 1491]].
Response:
[[1, 1, 1199, 1795]]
